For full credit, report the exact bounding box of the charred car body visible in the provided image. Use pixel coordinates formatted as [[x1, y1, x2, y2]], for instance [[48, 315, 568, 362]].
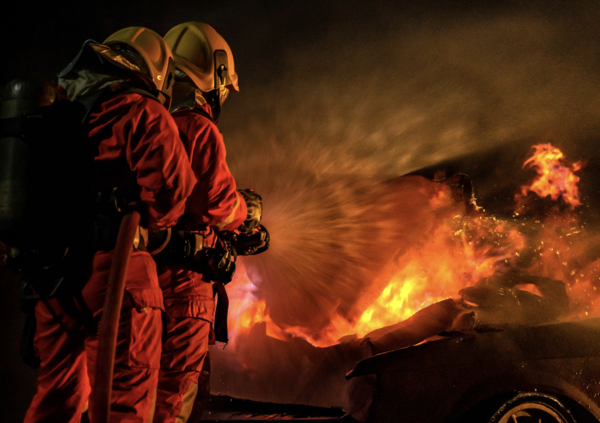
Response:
[[348, 318, 600, 423]]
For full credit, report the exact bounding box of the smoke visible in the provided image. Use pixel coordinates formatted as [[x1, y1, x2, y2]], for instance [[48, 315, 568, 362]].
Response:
[[219, 0, 600, 336], [225, 1, 600, 172]]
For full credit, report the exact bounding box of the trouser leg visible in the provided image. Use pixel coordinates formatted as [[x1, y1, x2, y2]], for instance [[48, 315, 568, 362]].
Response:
[[86, 303, 163, 423], [153, 317, 210, 423], [82, 251, 164, 423], [24, 299, 90, 423]]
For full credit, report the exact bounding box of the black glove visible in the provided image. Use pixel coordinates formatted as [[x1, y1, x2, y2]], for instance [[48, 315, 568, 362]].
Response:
[[238, 189, 263, 234], [231, 225, 270, 256]]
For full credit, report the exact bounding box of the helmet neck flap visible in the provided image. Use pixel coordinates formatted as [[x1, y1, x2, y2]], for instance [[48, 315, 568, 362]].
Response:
[[58, 40, 157, 101]]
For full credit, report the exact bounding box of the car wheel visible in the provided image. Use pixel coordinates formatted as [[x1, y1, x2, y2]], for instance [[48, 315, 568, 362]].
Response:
[[488, 393, 577, 423]]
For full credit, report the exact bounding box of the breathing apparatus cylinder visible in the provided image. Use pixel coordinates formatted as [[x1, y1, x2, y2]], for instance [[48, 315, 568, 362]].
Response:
[[0, 78, 55, 245]]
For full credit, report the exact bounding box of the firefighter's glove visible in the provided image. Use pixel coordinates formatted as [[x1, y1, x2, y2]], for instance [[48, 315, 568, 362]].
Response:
[[187, 237, 236, 284], [232, 225, 270, 256], [238, 189, 262, 234]]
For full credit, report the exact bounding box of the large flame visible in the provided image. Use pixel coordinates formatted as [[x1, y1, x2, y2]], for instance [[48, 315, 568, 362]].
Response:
[[227, 143, 595, 348]]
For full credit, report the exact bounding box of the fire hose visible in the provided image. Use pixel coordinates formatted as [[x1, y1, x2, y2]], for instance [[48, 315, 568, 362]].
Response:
[[91, 210, 141, 423]]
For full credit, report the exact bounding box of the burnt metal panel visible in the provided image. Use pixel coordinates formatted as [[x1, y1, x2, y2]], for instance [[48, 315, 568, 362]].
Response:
[[349, 319, 600, 377], [347, 319, 600, 423]]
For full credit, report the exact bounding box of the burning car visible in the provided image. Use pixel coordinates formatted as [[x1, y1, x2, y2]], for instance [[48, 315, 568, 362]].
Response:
[[345, 273, 600, 423], [203, 143, 600, 423]]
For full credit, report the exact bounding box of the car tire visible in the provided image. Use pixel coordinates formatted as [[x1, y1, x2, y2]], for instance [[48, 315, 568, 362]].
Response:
[[488, 392, 577, 423]]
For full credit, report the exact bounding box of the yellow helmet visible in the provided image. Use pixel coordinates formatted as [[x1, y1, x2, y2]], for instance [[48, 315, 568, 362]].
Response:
[[164, 22, 239, 93], [104, 27, 175, 97]]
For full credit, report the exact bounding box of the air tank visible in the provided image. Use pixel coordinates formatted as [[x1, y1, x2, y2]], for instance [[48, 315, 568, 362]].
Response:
[[0, 78, 55, 244]]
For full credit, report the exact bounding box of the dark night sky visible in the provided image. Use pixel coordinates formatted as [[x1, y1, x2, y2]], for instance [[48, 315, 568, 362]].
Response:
[[1, 0, 361, 84], [3, 0, 600, 418], [4, 1, 599, 95], [4, 0, 597, 172]]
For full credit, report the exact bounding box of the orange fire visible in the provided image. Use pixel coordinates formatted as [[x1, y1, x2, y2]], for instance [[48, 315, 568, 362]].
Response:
[[517, 143, 582, 209], [227, 268, 289, 342], [227, 143, 596, 348]]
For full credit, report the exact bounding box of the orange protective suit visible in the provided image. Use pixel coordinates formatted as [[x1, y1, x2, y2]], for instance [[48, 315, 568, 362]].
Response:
[[153, 103, 247, 423], [24, 93, 196, 423]]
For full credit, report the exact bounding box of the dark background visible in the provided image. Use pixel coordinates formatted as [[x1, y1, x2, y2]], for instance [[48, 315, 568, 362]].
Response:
[[3, 0, 600, 186], [3, 0, 600, 419]]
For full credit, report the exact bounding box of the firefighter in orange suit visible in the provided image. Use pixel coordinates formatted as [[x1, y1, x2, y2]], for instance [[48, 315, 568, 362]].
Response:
[[153, 22, 263, 422], [24, 28, 196, 423]]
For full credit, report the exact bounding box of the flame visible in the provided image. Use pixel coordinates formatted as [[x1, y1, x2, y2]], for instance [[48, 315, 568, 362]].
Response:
[[299, 214, 528, 346], [518, 143, 582, 208], [227, 267, 289, 342], [226, 143, 598, 348]]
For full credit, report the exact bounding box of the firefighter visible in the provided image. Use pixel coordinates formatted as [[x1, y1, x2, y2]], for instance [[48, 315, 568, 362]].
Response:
[[23, 28, 196, 423], [153, 22, 263, 422]]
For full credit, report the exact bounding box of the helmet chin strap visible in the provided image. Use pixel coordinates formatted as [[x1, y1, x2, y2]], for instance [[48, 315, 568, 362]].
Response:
[[156, 91, 172, 110], [159, 57, 176, 108], [205, 88, 222, 124]]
